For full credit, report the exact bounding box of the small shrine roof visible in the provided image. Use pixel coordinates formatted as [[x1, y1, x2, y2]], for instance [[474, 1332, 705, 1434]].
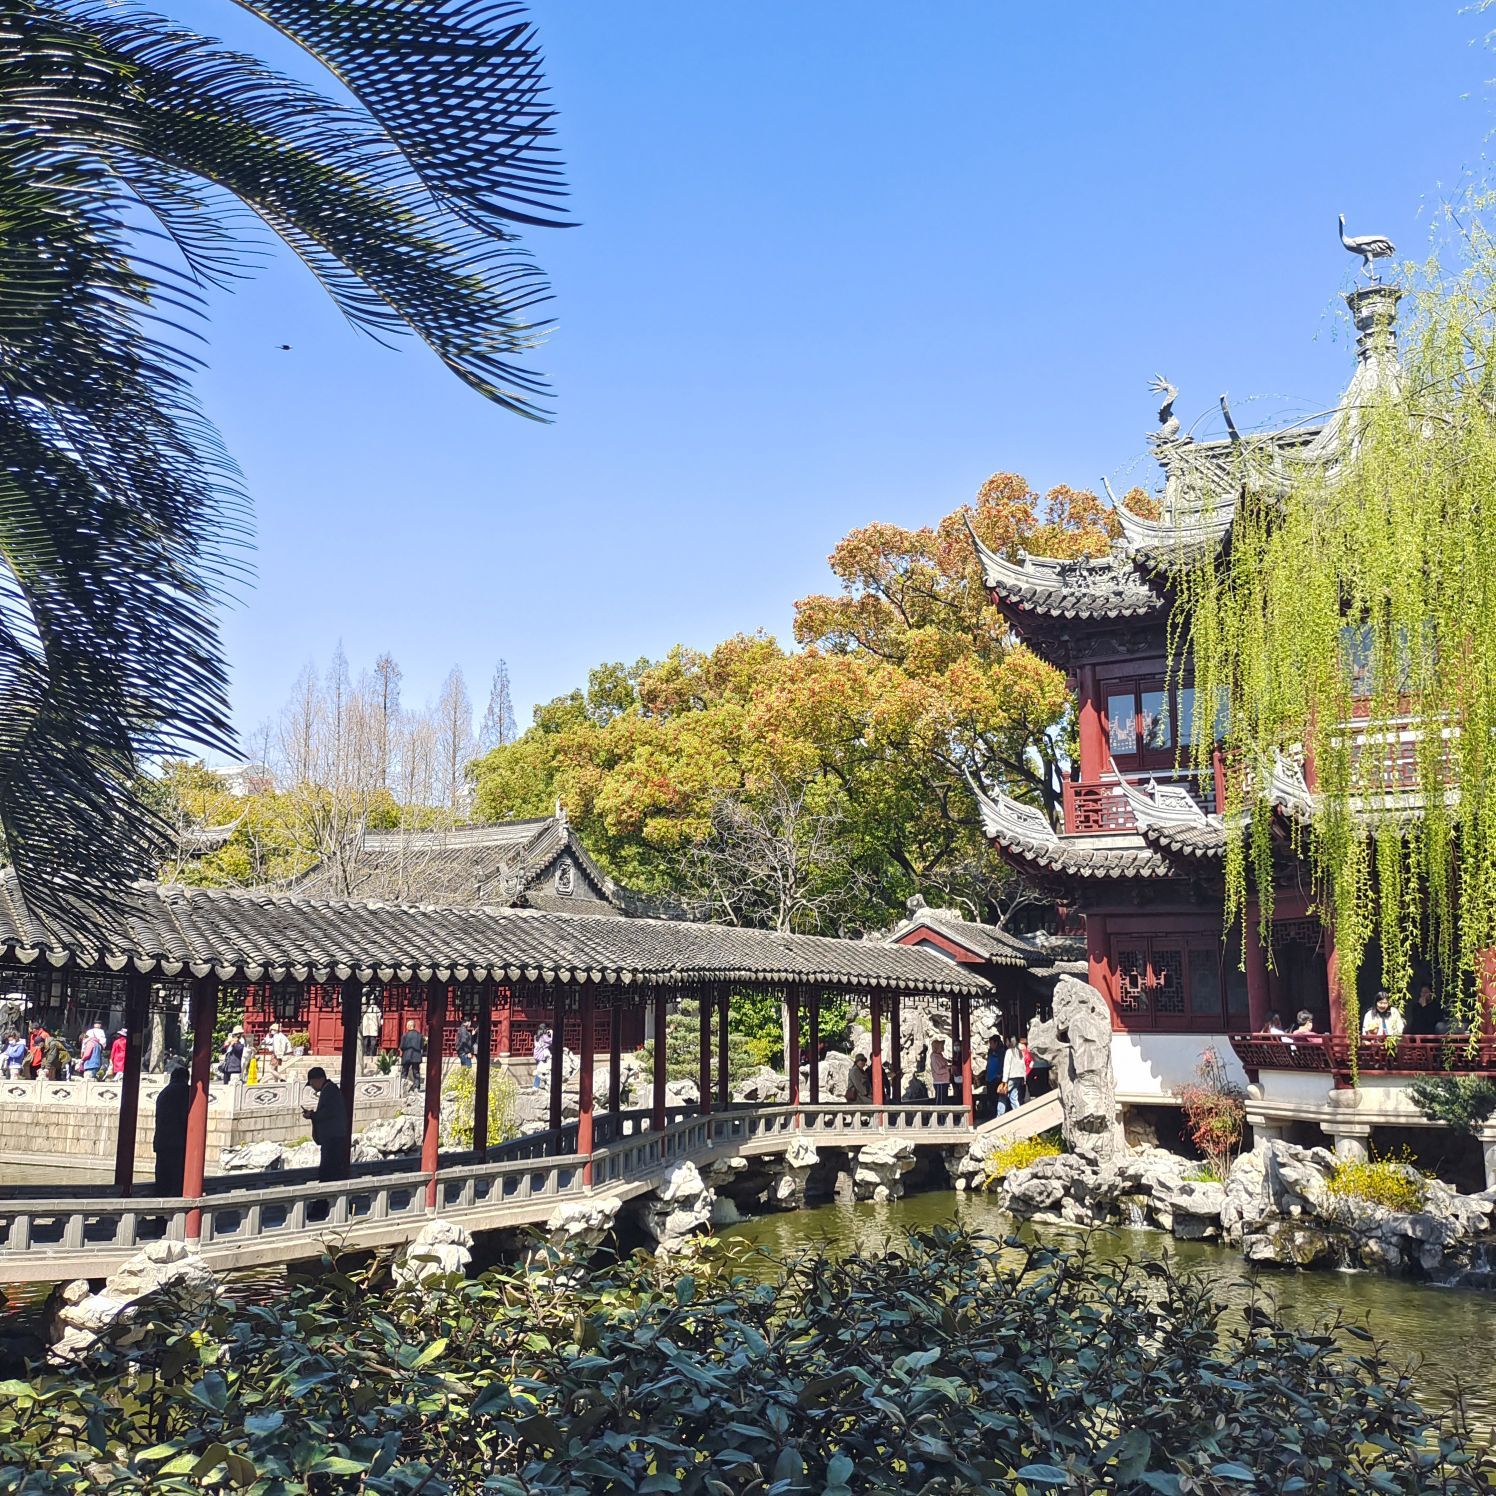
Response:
[[889, 904, 1053, 969]]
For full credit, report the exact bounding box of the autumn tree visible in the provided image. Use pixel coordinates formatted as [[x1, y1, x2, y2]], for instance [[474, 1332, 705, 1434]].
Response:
[[479, 660, 518, 752]]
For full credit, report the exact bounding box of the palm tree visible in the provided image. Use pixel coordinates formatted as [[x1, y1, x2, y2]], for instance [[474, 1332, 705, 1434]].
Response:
[[0, 1, 568, 920]]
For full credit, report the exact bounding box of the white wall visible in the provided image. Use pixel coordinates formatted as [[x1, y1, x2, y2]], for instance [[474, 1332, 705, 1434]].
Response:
[[1111, 1032, 1245, 1101]]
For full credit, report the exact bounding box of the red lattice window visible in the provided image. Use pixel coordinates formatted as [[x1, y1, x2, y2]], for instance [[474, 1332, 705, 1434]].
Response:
[[1115, 948, 1148, 1012], [1150, 948, 1185, 1014], [1110, 937, 1228, 1031]]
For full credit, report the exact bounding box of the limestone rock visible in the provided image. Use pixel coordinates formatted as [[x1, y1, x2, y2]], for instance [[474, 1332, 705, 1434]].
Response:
[[665, 1078, 700, 1108], [50, 1241, 219, 1363], [541, 1197, 621, 1258], [851, 1136, 916, 1202], [774, 1136, 820, 1209], [1027, 977, 1123, 1164], [630, 1160, 714, 1250], [1154, 1178, 1227, 1240], [1243, 1221, 1339, 1268], [352, 1112, 421, 1162], [818, 1051, 853, 1101], [218, 1140, 287, 1173], [283, 1141, 322, 1170], [393, 1219, 474, 1287], [733, 1067, 789, 1104]]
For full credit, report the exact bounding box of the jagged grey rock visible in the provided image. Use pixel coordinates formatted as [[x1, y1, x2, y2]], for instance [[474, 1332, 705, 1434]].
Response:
[[50, 1241, 219, 1363], [665, 1078, 700, 1108], [773, 1136, 820, 1208], [351, 1113, 421, 1162], [540, 1198, 621, 1259], [732, 1066, 789, 1104], [218, 1140, 287, 1173], [852, 1136, 916, 1202], [1027, 977, 1123, 1163], [630, 1160, 714, 1251], [393, 1219, 473, 1288]]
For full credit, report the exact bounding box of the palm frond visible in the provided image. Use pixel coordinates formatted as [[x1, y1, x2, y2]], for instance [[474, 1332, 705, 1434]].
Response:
[[0, 0, 569, 924]]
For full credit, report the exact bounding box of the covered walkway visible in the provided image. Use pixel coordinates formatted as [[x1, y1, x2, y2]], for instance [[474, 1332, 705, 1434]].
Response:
[[0, 872, 1004, 1272]]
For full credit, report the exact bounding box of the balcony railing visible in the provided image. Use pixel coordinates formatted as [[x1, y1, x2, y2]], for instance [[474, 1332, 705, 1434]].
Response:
[[1230, 1032, 1496, 1082], [1063, 773, 1216, 836]]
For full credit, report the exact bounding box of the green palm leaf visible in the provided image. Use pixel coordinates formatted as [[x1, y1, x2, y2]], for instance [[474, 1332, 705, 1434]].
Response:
[[0, 1, 567, 923]]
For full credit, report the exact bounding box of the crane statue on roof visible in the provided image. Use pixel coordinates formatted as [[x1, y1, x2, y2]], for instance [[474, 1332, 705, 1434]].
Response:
[[1147, 374, 1181, 444], [1338, 214, 1396, 281]]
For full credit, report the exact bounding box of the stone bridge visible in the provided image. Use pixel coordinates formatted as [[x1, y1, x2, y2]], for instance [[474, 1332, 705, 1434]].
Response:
[[1, 1101, 998, 1283]]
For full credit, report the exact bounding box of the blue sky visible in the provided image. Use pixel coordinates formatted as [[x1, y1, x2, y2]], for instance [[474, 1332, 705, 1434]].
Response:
[[176, 2, 1489, 750]]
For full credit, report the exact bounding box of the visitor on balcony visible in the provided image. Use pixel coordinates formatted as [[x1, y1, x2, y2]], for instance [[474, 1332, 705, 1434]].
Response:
[[929, 1038, 951, 1103], [1405, 983, 1442, 1036], [1362, 992, 1405, 1038], [1265, 1011, 1288, 1036], [844, 1053, 872, 1104], [1291, 1010, 1317, 1035]]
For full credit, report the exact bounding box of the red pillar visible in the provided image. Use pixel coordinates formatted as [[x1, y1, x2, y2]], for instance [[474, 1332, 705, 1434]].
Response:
[[497, 991, 512, 1058], [474, 979, 493, 1160], [1076, 664, 1107, 786], [609, 1002, 623, 1112], [1326, 925, 1348, 1039], [889, 996, 902, 1104], [548, 994, 565, 1140], [870, 993, 884, 1108], [338, 976, 361, 1133], [787, 990, 801, 1116], [578, 987, 596, 1184], [698, 991, 712, 1115], [421, 978, 447, 1208], [651, 989, 667, 1130], [114, 971, 149, 1195], [716, 991, 729, 1109], [807, 991, 820, 1105], [1244, 912, 1271, 1033], [962, 997, 976, 1125], [183, 974, 217, 1238]]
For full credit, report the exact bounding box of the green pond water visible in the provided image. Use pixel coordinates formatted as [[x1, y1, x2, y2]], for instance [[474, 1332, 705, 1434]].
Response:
[[724, 1191, 1496, 1433]]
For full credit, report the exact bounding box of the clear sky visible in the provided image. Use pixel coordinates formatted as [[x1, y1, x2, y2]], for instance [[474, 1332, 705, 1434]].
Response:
[[174, 2, 1489, 751]]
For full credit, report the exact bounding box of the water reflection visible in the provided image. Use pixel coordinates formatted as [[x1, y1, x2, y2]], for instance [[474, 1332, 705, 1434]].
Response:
[[725, 1191, 1496, 1431]]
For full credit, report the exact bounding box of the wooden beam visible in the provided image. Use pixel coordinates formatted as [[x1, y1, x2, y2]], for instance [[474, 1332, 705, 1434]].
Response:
[[716, 990, 729, 1110], [421, 978, 447, 1208], [698, 989, 712, 1116], [807, 990, 820, 1105], [338, 976, 361, 1134], [183, 974, 218, 1239], [548, 992, 566, 1142], [474, 978, 493, 1161], [113, 971, 149, 1196], [870, 993, 883, 1108], [651, 987, 667, 1131], [889, 995, 902, 1104], [609, 1002, 623, 1113], [787, 989, 801, 1115], [578, 986, 596, 1184]]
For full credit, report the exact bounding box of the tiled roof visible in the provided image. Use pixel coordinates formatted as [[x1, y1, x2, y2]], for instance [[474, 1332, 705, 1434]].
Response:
[[966, 520, 1165, 623], [289, 814, 671, 918], [891, 907, 1052, 969], [0, 872, 991, 996], [1140, 821, 1227, 859]]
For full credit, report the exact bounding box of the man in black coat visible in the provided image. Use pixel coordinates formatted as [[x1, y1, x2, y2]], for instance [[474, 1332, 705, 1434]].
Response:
[[302, 1066, 352, 1182], [153, 1066, 191, 1195], [399, 1021, 424, 1090]]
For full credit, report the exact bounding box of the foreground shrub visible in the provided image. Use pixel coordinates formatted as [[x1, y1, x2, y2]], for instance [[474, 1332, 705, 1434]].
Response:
[[982, 1132, 1063, 1184], [1410, 1074, 1496, 1137], [1177, 1048, 1247, 1182], [1328, 1152, 1429, 1214], [2, 1230, 1490, 1493]]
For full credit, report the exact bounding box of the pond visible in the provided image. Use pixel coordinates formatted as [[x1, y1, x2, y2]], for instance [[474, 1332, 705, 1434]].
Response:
[[725, 1189, 1496, 1434]]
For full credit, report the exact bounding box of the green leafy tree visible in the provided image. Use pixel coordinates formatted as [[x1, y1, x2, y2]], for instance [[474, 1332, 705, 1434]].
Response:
[[0, 1, 566, 920]]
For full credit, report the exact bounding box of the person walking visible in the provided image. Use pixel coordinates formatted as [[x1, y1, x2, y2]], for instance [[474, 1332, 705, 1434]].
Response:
[[219, 1030, 245, 1085], [38, 1027, 66, 1081], [77, 1024, 104, 1081], [302, 1066, 352, 1181], [531, 1025, 552, 1090], [153, 1066, 190, 1195], [360, 999, 382, 1065], [2, 1031, 24, 1079], [844, 1053, 872, 1105], [929, 1038, 951, 1104], [1002, 1036, 1027, 1110], [455, 1020, 475, 1069], [400, 1021, 424, 1090], [983, 1036, 1003, 1119], [261, 1022, 292, 1080], [108, 1029, 128, 1080]]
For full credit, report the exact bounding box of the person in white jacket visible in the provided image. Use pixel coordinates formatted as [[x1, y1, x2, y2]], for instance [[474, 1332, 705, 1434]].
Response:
[[1361, 991, 1405, 1038], [1001, 1036, 1028, 1110]]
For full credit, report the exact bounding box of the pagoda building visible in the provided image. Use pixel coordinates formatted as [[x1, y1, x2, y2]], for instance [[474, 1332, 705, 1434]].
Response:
[[964, 280, 1412, 1125]]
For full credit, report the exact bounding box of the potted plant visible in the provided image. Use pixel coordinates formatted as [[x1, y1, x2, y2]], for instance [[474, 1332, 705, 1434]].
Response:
[[289, 1031, 311, 1056]]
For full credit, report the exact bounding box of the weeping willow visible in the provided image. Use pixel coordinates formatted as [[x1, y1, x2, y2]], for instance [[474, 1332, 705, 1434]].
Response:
[[1170, 221, 1496, 1040]]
